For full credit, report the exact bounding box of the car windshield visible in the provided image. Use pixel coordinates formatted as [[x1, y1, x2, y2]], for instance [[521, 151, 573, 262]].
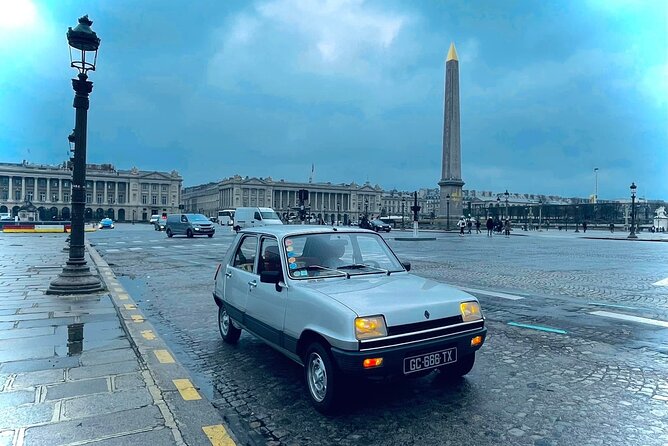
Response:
[[284, 232, 404, 279], [261, 211, 281, 220], [190, 214, 210, 222]]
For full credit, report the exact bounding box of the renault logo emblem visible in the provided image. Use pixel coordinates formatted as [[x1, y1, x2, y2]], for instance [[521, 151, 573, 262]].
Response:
[[424, 310, 430, 319]]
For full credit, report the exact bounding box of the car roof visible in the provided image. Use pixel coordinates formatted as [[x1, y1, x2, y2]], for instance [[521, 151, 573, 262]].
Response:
[[239, 225, 374, 237]]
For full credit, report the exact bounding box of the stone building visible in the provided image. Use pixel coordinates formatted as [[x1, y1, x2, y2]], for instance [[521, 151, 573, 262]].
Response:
[[182, 175, 383, 225], [0, 161, 182, 222]]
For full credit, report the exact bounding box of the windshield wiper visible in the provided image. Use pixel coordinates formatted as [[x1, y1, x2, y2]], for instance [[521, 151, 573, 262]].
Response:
[[337, 264, 389, 275]]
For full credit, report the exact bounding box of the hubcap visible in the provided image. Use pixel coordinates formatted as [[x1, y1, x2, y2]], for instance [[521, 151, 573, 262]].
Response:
[[219, 308, 229, 335], [307, 352, 327, 402]]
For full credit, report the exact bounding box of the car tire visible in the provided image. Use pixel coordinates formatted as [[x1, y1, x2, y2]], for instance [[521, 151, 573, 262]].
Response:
[[208, 234, 214, 238], [218, 305, 241, 344], [166, 228, 173, 238], [186, 229, 193, 238], [439, 353, 475, 378], [304, 342, 342, 414], [154, 225, 158, 231]]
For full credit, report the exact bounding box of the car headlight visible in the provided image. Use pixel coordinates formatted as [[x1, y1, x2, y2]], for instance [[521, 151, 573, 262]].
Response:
[[355, 315, 387, 340], [460, 301, 482, 322], [194, 227, 200, 230]]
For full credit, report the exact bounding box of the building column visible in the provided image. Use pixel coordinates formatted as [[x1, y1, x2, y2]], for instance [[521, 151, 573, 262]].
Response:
[[46, 178, 51, 203], [114, 182, 118, 204], [33, 177, 37, 202], [21, 177, 25, 201], [92, 182, 97, 205], [59, 179, 63, 203], [8, 177, 12, 202]]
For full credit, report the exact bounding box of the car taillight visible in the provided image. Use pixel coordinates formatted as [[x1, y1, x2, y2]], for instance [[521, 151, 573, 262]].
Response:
[[214, 264, 222, 281]]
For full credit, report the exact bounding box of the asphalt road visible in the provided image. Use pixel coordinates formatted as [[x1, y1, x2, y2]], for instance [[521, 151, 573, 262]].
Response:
[[89, 223, 668, 446]]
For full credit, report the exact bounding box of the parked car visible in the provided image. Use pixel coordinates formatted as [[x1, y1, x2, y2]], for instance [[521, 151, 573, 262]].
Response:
[[149, 214, 159, 224], [369, 219, 391, 232], [98, 218, 114, 229], [233, 207, 282, 232], [165, 213, 215, 238], [212, 226, 486, 413], [154, 215, 167, 231]]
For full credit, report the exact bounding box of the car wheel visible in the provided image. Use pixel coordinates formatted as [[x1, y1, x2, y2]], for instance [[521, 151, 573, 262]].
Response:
[[166, 228, 173, 238], [304, 342, 342, 414], [208, 234, 214, 238], [439, 353, 475, 378], [233, 225, 240, 233], [154, 225, 158, 231], [186, 229, 193, 238], [218, 305, 241, 343]]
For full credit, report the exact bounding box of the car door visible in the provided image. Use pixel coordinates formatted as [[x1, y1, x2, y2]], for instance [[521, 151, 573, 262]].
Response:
[[223, 235, 258, 322], [244, 236, 287, 347], [251, 210, 262, 228]]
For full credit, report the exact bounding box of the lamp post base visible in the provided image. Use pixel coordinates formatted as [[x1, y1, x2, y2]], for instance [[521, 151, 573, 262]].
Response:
[[47, 261, 104, 295], [627, 233, 638, 239]]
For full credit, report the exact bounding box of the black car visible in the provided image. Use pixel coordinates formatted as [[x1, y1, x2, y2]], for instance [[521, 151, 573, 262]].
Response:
[[368, 219, 391, 232]]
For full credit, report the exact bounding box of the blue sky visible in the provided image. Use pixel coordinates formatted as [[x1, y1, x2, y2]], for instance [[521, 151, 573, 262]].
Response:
[[1, 0, 666, 200]]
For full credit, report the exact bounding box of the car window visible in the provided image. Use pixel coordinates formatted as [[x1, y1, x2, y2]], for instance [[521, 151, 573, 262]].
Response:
[[258, 238, 281, 274], [254, 211, 262, 220], [285, 232, 401, 279], [232, 236, 258, 273], [260, 211, 280, 220], [181, 215, 188, 223]]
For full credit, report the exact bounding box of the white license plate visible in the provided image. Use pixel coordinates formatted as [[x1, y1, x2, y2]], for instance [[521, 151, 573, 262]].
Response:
[[403, 347, 457, 374]]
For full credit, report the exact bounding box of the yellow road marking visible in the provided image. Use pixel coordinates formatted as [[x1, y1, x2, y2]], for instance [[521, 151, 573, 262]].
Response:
[[131, 315, 144, 323], [141, 330, 156, 340], [154, 349, 175, 363], [202, 425, 236, 446], [124, 304, 136, 310], [173, 379, 201, 401]]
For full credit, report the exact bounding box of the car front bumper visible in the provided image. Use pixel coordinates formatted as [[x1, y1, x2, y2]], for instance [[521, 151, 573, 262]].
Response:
[[330, 326, 486, 377]]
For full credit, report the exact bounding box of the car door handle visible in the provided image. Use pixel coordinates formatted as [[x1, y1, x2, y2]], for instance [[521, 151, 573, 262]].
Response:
[[225, 272, 232, 278], [248, 280, 257, 288]]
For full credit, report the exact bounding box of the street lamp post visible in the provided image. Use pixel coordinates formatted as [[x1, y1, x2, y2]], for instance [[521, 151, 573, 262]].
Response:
[[336, 201, 340, 226], [446, 194, 450, 230], [628, 182, 638, 239], [401, 197, 405, 230], [364, 198, 369, 217], [496, 197, 500, 217], [594, 167, 599, 203], [575, 205, 580, 232], [49, 16, 103, 295], [504, 190, 509, 220]]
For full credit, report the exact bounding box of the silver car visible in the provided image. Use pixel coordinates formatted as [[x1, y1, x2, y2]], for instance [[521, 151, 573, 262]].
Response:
[[212, 226, 486, 413]]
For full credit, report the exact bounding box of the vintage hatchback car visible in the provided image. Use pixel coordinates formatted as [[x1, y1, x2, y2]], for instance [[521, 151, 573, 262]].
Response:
[[369, 219, 392, 232], [212, 226, 486, 413]]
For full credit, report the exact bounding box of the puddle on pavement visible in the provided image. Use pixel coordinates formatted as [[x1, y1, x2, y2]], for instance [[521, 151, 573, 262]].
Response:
[[118, 275, 220, 401]]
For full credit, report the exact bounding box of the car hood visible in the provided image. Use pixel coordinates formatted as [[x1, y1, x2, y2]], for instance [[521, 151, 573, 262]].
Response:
[[299, 273, 476, 327]]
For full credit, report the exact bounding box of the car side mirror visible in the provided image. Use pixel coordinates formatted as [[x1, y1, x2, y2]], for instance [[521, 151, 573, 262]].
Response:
[[402, 261, 411, 271], [260, 270, 284, 292]]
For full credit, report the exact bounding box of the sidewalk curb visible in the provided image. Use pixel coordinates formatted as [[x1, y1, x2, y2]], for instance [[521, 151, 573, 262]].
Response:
[[85, 241, 251, 446]]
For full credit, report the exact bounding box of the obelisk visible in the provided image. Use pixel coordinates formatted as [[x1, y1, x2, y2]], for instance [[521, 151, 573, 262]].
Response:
[[438, 42, 465, 222]]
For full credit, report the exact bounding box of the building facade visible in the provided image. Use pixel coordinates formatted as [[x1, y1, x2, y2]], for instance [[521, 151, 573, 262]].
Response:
[[183, 175, 384, 225], [0, 161, 182, 222]]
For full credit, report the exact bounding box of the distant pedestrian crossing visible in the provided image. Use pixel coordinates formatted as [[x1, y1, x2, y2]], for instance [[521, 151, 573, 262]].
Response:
[[91, 237, 231, 254]]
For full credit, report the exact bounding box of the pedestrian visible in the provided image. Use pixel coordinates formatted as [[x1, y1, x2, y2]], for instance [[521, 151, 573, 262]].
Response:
[[609, 223, 614, 233], [583, 221, 588, 233], [504, 218, 511, 237], [486, 216, 494, 237], [458, 216, 466, 236], [466, 218, 472, 234], [475, 218, 481, 234]]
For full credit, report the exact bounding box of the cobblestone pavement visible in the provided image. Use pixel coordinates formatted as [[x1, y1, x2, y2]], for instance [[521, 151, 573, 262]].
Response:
[[89, 224, 668, 446], [0, 234, 239, 446]]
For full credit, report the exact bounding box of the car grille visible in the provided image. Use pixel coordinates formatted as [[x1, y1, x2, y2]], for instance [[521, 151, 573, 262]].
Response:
[[359, 319, 484, 351]]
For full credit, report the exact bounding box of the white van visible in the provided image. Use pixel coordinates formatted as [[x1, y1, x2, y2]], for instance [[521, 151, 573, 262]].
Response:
[[233, 207, 282, 231]]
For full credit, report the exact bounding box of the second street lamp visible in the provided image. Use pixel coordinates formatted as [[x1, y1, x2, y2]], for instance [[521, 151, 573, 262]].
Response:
[[49, 15, 103, 294], [504, 189, 509, 220], [446, 194, 450, 230], [628, 182, 638, 239]]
